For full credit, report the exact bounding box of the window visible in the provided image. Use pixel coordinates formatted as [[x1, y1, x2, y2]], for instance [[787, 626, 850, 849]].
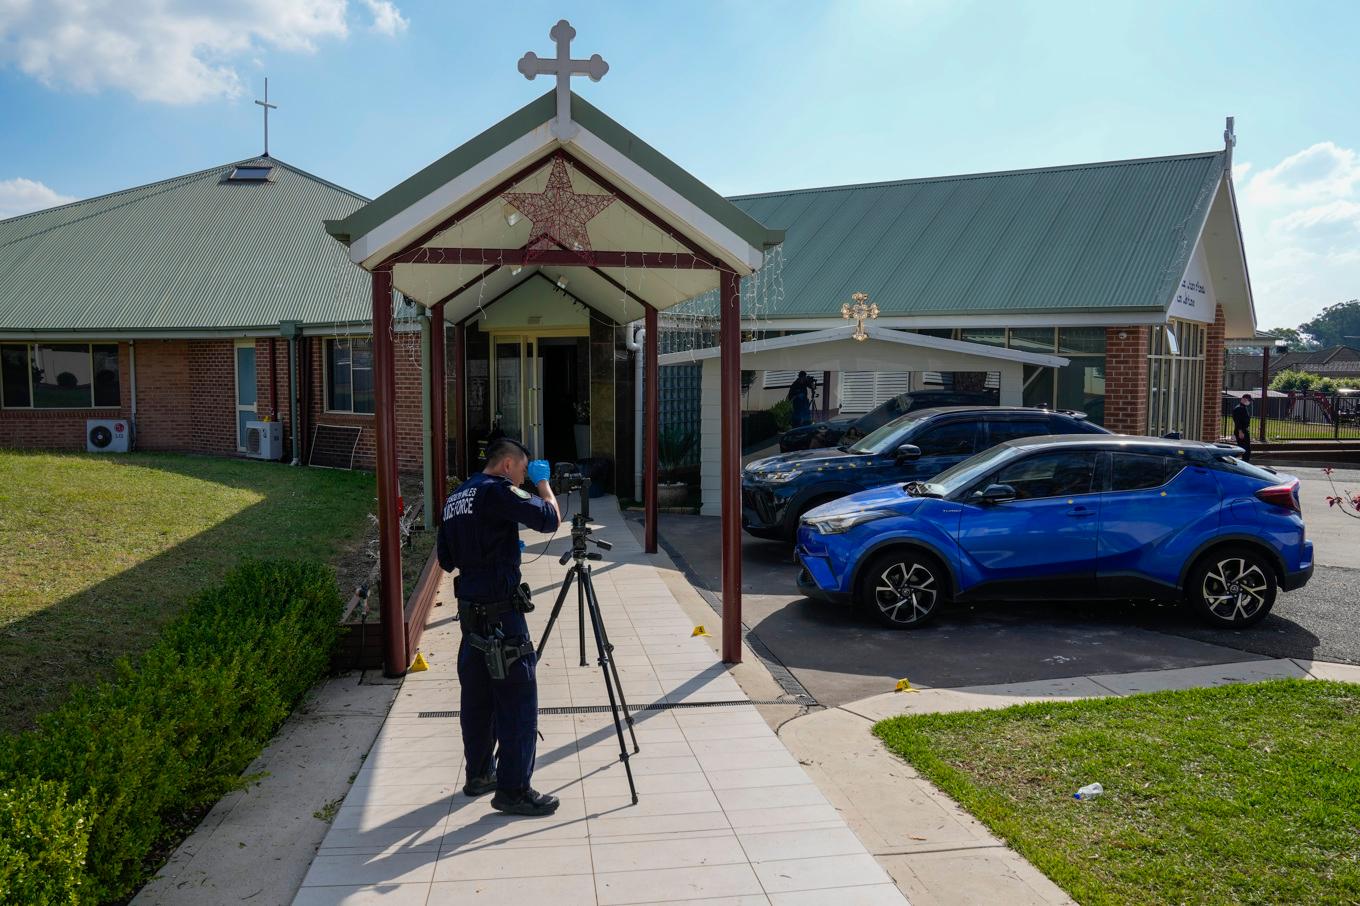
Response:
[[993, 450, 1098, 499], [1109, 453, 1184, 492], [326, 337, 374, 414], [1147, 320, 1206, 438], [228, 165, 273, 181], [915, 421, 979, 457], [0, 343, 120, 408], [987, 419, 1049, 444]]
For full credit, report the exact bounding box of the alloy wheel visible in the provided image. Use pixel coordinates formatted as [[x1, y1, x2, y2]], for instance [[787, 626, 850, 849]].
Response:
[[874, 561, 938, 625], [1201, 557, 1270, 623]]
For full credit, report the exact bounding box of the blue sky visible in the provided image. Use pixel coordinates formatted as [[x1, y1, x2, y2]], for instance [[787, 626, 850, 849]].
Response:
[[1, 0, 1358, 330]]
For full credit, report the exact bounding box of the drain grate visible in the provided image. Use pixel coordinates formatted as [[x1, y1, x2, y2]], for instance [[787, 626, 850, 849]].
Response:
[[417, 699, 799, 718]]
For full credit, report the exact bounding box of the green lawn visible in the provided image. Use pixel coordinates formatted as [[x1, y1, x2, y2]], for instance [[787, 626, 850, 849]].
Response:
[[1219, 414, 1360, 441], [875, 680, 1360, 906], [0, 450, 375, 734]]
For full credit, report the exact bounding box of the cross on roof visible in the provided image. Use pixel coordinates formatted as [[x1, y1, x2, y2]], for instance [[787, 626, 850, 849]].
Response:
[[517, 20, 608, 141], [254, 78, 278, 157]]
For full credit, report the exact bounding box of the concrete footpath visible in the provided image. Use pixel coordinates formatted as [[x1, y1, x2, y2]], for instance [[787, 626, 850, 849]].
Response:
[[293, 496, 907, 905]]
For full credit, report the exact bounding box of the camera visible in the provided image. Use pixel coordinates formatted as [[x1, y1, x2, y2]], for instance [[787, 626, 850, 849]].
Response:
[[553, 461, 585, 489]]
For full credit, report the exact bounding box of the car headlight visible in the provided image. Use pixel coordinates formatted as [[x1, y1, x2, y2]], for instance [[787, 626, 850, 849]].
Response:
[[757, 469, 800, 483], [807, 509, 895, 534]]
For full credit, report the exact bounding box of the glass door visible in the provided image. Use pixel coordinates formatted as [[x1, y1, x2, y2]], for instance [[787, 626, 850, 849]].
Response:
[[491, 336, 542, 457], [234, 341, 257, 452]]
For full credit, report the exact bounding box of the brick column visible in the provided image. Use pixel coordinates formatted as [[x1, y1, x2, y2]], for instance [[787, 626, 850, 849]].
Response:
[[1104, 326, 1150, 436], [1201, 305, 1227, 441]]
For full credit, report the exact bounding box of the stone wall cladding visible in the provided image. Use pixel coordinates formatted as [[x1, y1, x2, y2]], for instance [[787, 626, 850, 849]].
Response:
[[1103, 326, 1150, 436], [1201, 305, 1227, 441]]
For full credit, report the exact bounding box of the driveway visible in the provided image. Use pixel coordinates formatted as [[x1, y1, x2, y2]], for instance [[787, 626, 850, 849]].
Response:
[[642, 466, 1358, 708]]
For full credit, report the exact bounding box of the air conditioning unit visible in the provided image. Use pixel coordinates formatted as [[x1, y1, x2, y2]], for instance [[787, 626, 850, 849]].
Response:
[[245, 421, 283, 460], [87, 418, 131, 453]]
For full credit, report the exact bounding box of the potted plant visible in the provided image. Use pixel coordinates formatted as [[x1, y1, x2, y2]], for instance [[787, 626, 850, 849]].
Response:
[[573, 399, 591, 459], [656, 426, 697, 507]]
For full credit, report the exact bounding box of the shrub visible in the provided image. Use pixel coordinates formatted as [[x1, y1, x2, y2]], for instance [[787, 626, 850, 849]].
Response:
[[769, 399, 793, 433], [1270, 369, 1318, 391], [0, 559, 343, 903], [0, 778, 92, 905]]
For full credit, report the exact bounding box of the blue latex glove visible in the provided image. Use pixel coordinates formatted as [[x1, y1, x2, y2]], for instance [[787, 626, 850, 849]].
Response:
[[527, 459, 551, 484]]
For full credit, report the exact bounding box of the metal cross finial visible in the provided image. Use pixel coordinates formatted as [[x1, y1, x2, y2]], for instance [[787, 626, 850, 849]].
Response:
[[517, 20, 608, 141], [255, 78, 278, 157], [1224, 115, 1236, 171], [841, 292, 879, 342]]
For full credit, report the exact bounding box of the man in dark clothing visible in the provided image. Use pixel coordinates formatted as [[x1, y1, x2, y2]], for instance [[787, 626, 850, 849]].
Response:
[[1231, 394, 1254, 461], [787, 370, 817, 428], [437, 438, 561, 816]]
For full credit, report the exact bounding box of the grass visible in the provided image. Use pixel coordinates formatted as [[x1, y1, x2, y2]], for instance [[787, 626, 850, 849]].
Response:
[[1219, 415, 1360, 442], [0, 450, 375, 734], [874, 680, 1360, 906]]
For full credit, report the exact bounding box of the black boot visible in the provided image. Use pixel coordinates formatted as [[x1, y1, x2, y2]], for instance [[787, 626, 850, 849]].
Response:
[[463, 772, 497, 797], [491, 787, 559, 816]]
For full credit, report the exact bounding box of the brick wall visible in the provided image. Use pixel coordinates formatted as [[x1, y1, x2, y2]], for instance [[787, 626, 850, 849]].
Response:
[[187, 340, 238, 454], [0, 342, 133, 449], [302, 332, 424, 474], [1104, 326, 1150, 435], [1201, 305, 1227, 441]]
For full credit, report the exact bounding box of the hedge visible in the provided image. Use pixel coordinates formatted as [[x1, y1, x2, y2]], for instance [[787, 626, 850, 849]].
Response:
[[0, 559, 343, 904]]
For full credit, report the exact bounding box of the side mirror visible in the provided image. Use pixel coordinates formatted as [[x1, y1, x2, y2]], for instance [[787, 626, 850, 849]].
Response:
[[974, 483, 1017, 505], [894, 443, 922, 461]]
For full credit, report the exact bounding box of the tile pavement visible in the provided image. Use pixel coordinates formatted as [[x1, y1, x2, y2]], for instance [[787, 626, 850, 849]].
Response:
[[293, 497, 909, 905]]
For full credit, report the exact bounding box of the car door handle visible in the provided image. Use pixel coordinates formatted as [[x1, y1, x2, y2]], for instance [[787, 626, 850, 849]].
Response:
[[1066, 507, 1095, 518]]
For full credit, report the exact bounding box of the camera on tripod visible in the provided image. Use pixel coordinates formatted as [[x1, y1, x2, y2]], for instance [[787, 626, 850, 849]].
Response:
[[553, 461, 593, 517]]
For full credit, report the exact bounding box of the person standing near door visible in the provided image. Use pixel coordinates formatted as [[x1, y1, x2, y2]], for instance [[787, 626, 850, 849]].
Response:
[[787, 370, 817, 428], [1231, 393, 1253, 461]]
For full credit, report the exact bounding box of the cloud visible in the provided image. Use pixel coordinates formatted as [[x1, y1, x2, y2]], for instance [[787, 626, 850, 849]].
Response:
[[0, 0, 406, 104], [0, 178, 78, 219], [1235, 141, 1360, 328], [362, 0, 408, 35]]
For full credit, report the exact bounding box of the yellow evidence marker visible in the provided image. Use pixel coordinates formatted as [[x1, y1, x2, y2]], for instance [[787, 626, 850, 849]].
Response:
[[410, 652, 430, 672], [895, 678, 919, 693], [691, 625, 711, 637]]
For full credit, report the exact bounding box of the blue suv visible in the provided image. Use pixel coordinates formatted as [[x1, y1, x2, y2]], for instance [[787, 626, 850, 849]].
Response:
[[796, 436, 1313, 629], [744, 407, 1107, 540]]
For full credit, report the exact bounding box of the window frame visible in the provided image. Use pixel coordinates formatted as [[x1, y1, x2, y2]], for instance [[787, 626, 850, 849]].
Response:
[[0, 342, 121, 410], [323, 335, 376, 416], [970, 448, 1102, 501], [1105, 451, 1186, 493]]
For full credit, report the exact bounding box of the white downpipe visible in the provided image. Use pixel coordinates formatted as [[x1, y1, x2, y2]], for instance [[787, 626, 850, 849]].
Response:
[[625, 321, 644, 501]]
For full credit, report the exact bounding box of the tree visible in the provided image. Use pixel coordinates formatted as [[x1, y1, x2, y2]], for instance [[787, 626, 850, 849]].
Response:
[[1299, 299, 1360, 349], [1261, 326, 1317, 350]]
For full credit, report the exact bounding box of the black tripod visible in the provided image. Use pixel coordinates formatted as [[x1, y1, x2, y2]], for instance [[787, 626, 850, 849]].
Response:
[[537, 509, 641, 804]]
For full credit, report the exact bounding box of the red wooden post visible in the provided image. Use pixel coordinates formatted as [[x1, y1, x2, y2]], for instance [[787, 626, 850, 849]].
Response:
[[644, 304, 659, 554], [372, 267, 407, 677], [430, 302, 448, 522], [719, 270, 742, 664], [453, 322, 467, 481]]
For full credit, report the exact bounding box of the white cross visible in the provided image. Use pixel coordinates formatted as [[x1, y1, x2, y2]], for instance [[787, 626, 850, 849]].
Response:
[[517, 20, 608, 141], [254, 78, 278, 157]]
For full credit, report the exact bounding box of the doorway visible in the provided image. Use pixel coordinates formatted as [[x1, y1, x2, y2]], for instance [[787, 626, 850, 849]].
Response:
[[489, 332, 589, 464]]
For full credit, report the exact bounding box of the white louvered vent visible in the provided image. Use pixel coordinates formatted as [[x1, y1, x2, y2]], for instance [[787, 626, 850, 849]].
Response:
[[761, 370, 800, 389], [838, 372, 911, 414]]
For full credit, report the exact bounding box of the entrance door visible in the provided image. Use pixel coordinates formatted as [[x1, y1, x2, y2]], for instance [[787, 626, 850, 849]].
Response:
[[489, 333, 588, 464], [491, 335, 543, 457], [234, 341, 257, 453]]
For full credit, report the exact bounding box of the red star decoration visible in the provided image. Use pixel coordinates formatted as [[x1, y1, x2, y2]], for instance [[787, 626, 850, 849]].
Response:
[[502, 156, 615, 264]]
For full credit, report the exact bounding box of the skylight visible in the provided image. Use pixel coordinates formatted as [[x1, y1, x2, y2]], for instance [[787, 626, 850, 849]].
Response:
[[228, 165, 273, 182]]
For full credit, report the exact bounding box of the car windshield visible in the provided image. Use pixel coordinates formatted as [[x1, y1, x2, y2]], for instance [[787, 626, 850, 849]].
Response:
[[847, 414, 930, 455], [926, 443, 1024, 496], [851, 394, 913, 434]]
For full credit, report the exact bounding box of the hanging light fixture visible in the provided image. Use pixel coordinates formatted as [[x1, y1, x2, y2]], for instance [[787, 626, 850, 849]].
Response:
[[502, 203, 521, 227], [556, 274, 569, 290]]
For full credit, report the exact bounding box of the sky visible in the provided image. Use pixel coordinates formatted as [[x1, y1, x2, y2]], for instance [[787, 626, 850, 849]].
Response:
[[1, 0, 1358, 331]]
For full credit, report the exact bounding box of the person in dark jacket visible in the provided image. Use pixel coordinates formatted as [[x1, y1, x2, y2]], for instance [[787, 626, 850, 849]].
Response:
[[437, 438, 561, 816], [787, 371, 817, 428], [1231, 394, 1253, 461]]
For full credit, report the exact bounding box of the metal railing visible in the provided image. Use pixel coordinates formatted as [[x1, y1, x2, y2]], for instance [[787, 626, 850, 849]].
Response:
[[1221, 391, 1360, 442]]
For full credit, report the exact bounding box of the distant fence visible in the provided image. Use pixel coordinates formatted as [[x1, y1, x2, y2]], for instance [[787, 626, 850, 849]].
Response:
[[1221, 391, 1360, 442]]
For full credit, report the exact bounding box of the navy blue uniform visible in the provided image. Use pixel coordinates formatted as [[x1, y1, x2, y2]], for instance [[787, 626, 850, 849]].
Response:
[[438, 472, 559, 795]]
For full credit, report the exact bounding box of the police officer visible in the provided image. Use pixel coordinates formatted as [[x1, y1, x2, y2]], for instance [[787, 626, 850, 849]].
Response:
[[437, 438, 561, 816], [1231, 393, 1253, 461]]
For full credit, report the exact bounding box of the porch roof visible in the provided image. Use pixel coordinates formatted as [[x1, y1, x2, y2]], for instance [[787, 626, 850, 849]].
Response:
[[658, 323, 1070, 371], [324, 91, 783, 325]]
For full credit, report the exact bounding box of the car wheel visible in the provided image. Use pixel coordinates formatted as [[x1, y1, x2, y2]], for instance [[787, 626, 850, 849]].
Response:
[[858, 549, 946, 630], [1187, 547, 1278, 628]]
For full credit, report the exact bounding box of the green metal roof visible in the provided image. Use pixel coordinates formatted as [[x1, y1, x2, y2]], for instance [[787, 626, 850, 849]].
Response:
[[708, 150, 1227, 320], [325, 90, 784, 260], [0, 156, 372, 333]]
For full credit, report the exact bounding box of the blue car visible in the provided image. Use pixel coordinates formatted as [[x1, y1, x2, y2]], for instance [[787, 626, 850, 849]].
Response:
[[796, 435, 1313, 629], [745, 406, 1107, 540]]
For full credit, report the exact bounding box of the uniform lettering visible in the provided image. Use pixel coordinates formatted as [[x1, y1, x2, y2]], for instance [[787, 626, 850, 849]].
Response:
[[444, 486, 477, 520]]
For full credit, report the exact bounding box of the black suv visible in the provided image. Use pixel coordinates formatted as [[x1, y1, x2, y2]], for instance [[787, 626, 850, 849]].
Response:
[[778, 390, 998, 453], [744, 406, 1108, 540]]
